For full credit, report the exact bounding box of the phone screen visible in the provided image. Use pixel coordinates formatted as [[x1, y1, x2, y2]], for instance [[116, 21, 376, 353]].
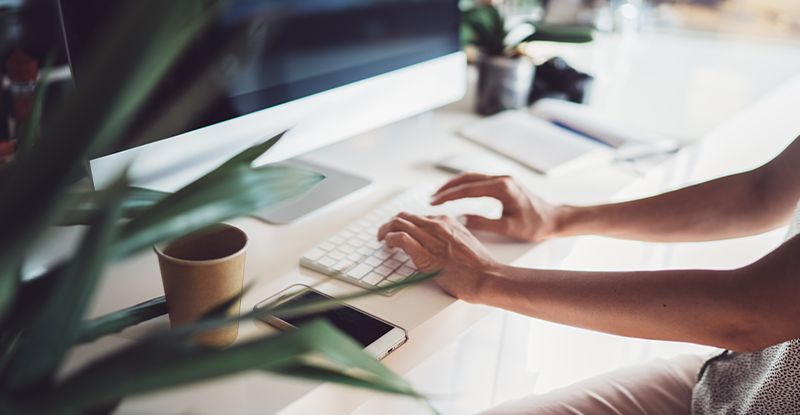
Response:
[[270, 290, 394, 347]]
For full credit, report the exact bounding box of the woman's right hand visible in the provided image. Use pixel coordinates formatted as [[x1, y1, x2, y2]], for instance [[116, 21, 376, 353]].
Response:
[[430, 173, 561, 242]]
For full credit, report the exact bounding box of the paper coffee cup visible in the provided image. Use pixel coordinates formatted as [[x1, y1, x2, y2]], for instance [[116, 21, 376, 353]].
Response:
[[155, 223, 248, 348]]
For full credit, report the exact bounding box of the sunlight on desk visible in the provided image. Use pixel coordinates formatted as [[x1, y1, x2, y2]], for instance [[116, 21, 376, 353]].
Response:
[[348, 30, 800, 415]]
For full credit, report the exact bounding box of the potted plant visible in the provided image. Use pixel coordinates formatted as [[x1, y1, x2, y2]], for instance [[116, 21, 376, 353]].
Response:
[[461, 4, 595, 115], [0, 1, 434, 414]]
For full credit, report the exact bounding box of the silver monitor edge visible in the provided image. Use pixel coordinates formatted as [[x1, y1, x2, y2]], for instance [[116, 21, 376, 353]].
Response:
[[89, 52, 467, 192]]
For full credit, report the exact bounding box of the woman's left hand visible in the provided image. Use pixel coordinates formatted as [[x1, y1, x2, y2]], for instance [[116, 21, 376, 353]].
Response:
[[377, 211, 503, 303]]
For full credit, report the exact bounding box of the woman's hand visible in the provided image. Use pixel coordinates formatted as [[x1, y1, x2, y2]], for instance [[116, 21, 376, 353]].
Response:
[[430, 173, 560, 242], [377, 212, 504, 302]]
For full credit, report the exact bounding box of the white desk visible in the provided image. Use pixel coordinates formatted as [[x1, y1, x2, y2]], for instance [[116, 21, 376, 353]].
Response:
[[66, 31, 800, 415], [72, 90, 641, 415]]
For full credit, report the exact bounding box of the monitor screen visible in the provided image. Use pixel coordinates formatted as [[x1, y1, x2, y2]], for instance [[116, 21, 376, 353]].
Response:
[[60, 0, 460, 159]]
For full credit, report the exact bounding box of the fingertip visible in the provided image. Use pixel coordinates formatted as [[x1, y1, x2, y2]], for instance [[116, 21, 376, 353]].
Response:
[[396, 211, 418, 220], [383, 231, 407, 250], [430, 189, 456, 206]]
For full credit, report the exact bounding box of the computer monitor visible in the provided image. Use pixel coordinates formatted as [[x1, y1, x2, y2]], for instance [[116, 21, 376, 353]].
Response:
[[58, 0, 465, 222]]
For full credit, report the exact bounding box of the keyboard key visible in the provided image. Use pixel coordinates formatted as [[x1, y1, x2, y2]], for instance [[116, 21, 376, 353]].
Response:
[[347, 263, 373, 280], [364, 256, 383, 267], [392, 251, 410, 262], [347, 252, 368, 262], [328, 250, 347, 260], [396, 265, 415, 276], [387, 272, 406, 282], [346, 238, 363, 248], [318, 241, 336, 251], [383, 258, 402, 270], [338, 244, 356, 254], [362, 272, 385, 285], [302, 248, 326, 261], [356, 246, 375, 255], [374, 265, 393, 276], [297, 182, 502, 293], [317, 256, 337, 268], [374, 250, 391, 260], [332, 259, 356, 273]]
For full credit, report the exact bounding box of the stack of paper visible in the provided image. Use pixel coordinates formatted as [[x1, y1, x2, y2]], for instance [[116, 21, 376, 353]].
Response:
[[529, 99, 680, 161], [459, 99, 679, 177]]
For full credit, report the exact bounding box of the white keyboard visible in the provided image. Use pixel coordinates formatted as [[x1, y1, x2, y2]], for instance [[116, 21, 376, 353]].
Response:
[[300, 182, 502, 294]]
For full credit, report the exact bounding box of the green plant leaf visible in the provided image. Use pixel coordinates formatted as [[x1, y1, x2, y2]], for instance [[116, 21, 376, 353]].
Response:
[[253, 271, 440, 322], [2, 176, 127, 391], [273, 363, 441, 415], [122, 12, 270, 152], [113, 134, 325, 258], [44, 320, 419, 411], [75, 297, 168, 345], [0, 264, 18, 331], [156, 271, 441, 345], [0, 266, 60, 372], [77, 0, 224, 160], [41, 274, 436, 411], [524, 24, 594, 43], [274, 362, 406, 392], [286, 322, 414, 394], [15, 52, 55, 164], [57, 187, 169, 226], [462, 6, 507, 55], [0, 331, 22, 380], [93, 272, 441, 381], [0, 0, 222, 299]]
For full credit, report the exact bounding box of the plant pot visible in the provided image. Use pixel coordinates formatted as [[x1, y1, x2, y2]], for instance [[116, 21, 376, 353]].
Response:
[[475, 54, 535, 116]]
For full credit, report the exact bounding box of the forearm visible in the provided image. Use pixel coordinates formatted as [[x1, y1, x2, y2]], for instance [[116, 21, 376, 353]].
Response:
[[551, 169, 792, 242], [475, 234, 800, 352], [478, 264, 759, 351]]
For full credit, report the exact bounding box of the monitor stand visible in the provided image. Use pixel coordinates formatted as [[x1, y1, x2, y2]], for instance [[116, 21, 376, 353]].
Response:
[[252, 158, 371, 224]]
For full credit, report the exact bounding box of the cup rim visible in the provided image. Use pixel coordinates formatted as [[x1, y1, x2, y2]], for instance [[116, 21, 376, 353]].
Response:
[[153, 224, 249, 266]]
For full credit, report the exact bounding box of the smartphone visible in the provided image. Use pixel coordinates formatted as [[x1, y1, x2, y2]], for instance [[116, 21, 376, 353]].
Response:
[[254, 285, 408, 360]]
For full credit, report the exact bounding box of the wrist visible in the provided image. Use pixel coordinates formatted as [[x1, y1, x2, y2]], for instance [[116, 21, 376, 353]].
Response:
[[474, 263, 529, 309], [470, 262, 514, 305], [547, 205, 586, 239]]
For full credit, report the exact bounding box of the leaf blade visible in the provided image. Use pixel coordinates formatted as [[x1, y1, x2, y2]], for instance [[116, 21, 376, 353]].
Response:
[[2, 177, 127, 390], [57, 187, 170, 226], [114, 135, 323, 258], [46, 320, 419, 411], [75, 297, 168, 345], [0, 0, 223, 293], [524, 24, 594, 43]]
